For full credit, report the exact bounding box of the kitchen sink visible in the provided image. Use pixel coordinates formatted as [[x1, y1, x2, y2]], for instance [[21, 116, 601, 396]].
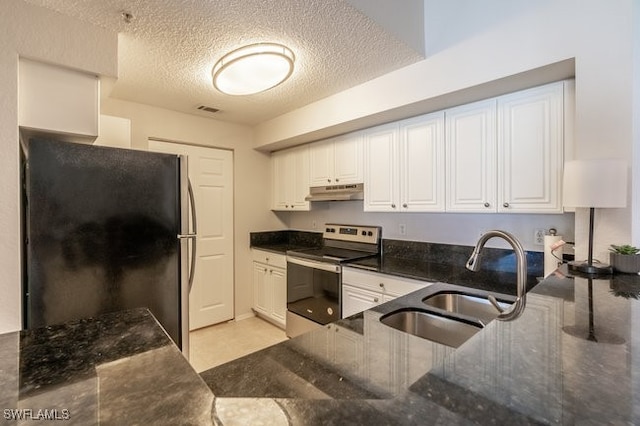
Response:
[[379, 308, 482, 348], [422, 291, 512, 325]]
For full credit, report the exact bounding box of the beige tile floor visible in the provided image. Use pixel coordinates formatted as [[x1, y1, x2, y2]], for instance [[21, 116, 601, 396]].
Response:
[[189, 315, 288, 373]]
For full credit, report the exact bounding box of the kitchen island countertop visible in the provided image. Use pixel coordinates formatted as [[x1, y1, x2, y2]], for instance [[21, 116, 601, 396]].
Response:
[[4, 265, 640, 424], [202, 265, 640, 424], [0, 308, 214, 424]]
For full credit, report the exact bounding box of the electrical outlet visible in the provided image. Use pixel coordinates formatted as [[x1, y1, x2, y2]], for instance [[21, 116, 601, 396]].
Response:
[[399, 224, 406, 235], [534, 228, 546, 245]]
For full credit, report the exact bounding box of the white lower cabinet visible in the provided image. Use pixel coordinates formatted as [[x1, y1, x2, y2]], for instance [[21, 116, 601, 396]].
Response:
[[290, 323, 364, 377], [252, 249, 287, 328], [362, 309, 449, 396], [436, 292, 562, 422], [342, 267, 431, 318], [342, 285, 388, 315]]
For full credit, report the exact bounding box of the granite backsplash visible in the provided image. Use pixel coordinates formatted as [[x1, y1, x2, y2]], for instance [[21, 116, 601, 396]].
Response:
[[382, 239, 543, 277], [250, 229, 322, 250]]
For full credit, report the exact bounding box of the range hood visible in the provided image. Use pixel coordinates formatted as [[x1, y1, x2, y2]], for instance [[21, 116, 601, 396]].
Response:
[[305, 183, 364, 201]]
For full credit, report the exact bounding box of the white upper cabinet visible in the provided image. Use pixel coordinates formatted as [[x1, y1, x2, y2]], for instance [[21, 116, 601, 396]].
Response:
[[272, 145, 310, 211], [309, 133, 363, 186], [363, 123, 399, 212], [273, 81, 567, 215], [446, 81, 565, 213], [333, 133, 364, 184], [497, 82, 564, 213], [399, 112, 445, 212], [19, 58, 99, 142], [446, 99, 497, 212], [364, 112, 445, 212], [309, 139, 334, 186]]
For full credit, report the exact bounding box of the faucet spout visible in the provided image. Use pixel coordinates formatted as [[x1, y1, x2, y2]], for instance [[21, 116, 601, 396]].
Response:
[[466, 230, 527, 321]]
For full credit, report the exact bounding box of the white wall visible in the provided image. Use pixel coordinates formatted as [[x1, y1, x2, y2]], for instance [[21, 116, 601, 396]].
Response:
[[257, 0, 635, 263], [0, 1, 118, 333], [101, 98, 284, 322]]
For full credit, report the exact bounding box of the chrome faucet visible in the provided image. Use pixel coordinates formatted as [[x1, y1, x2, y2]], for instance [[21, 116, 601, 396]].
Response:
[[466, 230, 527, 321]]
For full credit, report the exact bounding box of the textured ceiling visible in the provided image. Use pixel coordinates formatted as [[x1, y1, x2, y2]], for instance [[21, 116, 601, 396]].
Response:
[[22, 0, 425, 125]]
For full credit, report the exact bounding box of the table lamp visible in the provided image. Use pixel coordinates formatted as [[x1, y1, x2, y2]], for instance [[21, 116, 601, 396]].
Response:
[[563, 159, 627, 274]]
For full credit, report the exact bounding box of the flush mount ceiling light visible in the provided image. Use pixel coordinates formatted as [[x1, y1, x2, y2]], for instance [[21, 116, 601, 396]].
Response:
[[212, 43, 295, 96]]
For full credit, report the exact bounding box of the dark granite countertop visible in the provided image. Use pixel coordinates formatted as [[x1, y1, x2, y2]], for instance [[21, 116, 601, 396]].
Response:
[[250, 233, 545, 297], [0, 308, 214, 424], [7, 259, 640, 424], [250, 229, 322, 255], [201, 265, 640, 425], [344, 254, 541, 296]]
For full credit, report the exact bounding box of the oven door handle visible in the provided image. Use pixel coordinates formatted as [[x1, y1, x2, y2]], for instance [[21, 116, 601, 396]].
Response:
[[286, 256, 341, 273]]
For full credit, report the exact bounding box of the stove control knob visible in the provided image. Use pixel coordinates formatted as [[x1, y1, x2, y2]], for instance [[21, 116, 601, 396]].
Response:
[[367, 231, 373, 236], [361, 231, 366, 236]]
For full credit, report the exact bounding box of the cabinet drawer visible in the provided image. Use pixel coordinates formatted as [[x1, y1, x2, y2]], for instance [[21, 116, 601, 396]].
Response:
[[251, 249, 287, 268], [342, 284, 385, 318], [342, 267, 429, 297]]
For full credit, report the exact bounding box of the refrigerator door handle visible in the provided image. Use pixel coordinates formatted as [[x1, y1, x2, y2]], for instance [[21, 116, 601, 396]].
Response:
[[178, 179, 197, 291]]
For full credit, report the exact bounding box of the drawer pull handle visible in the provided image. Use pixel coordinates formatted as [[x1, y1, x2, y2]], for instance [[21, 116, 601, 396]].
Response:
[[374, 298, 379, 303]]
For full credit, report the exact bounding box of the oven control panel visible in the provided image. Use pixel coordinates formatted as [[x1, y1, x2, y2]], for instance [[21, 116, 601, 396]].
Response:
[[323, 224, 381, 244]]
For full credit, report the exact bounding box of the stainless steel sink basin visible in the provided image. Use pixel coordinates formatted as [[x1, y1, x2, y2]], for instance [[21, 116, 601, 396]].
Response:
[[379, 308, 482, 348], [422, 292, 512, 325]]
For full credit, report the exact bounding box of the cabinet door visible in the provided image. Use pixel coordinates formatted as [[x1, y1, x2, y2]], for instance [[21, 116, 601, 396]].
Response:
[[333, 133, 363, 184], [309, 139, 335, 186], [270, 267, 287, 326], [399, 112, 445, 212], [271, 146, 310, 211], [497, 82, 564, 213], [332, 325, 364, 376], [252, 262, 270, 316], [342, 284, 383, 317], [363, 123, 399, 212], [289, 145, 311, 210], [446, 99, 497, 212], [271, 151, 288, 210]]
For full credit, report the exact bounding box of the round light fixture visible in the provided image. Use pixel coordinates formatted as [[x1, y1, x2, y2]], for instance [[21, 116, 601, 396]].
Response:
[[212, 43, 295, 96]]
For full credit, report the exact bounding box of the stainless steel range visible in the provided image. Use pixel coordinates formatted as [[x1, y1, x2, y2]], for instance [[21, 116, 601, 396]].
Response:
[[286, 224, 381, 337]]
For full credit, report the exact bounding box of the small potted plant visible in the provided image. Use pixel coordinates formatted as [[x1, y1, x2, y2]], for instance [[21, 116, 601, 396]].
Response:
[[609, 244, 640, 274]]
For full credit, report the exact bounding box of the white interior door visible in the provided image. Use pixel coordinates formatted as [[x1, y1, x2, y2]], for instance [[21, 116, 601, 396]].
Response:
[[149, 140, 234, 330]]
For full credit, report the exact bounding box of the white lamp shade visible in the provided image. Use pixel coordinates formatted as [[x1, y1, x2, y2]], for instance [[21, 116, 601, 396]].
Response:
[[563, 159, 628, 208], [212, 43, 295, 96]]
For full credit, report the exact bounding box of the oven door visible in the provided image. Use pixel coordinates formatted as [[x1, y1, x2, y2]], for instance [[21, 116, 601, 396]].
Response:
[[286, 256, 341, 326]]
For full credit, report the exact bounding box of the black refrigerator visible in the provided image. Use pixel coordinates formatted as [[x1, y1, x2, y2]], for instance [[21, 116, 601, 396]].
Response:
[[21, 138, 195, 353]]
